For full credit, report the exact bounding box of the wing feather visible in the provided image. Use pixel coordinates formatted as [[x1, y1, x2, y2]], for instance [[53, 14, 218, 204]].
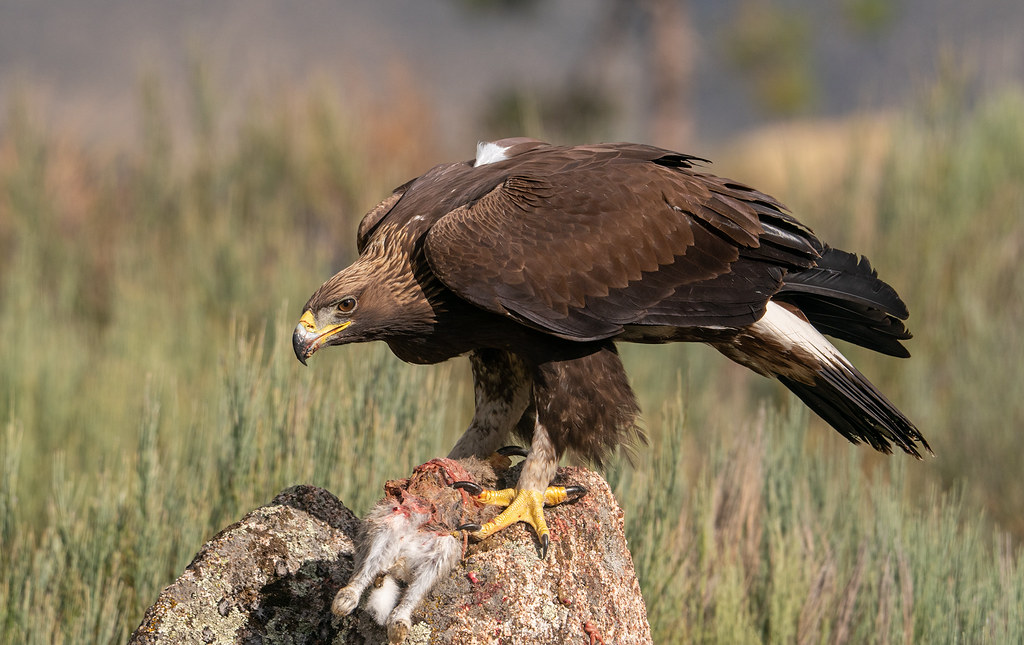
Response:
[[356, 180, 413, 253], [423, 145, 821, 340]]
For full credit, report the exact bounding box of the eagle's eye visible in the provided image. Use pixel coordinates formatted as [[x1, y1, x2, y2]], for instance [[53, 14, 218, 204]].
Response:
[[337, 297, 357, 315]]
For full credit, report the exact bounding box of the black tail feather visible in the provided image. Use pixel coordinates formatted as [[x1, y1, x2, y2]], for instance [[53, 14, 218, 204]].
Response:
[[779, 362, 931, 458]]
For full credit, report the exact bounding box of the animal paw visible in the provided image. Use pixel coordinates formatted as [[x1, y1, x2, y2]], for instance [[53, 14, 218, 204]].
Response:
[[387, 618, 410, 644], [331, 586, 360, 616]]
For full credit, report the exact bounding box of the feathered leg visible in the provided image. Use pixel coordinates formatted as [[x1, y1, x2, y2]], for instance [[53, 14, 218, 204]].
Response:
[[448, 349, 531, 459], [454, 345, 637, 557]]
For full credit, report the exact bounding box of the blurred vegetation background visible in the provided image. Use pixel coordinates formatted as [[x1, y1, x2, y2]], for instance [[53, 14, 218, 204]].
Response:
[[2, 1, 1024, 643]]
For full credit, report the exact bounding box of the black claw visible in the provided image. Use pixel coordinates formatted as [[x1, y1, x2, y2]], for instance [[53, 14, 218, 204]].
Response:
[[452, 480, 483, 496], [457, 522, 482, 532], [564, 485, 587, 500], [540, 534, 549, 559], [497, 445, 529, 458]]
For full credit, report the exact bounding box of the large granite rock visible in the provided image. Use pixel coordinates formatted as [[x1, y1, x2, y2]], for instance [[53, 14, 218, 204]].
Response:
[[130, 463, 651, 644]]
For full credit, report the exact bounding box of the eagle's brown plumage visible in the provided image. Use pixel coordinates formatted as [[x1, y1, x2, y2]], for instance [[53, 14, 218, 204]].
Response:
[[293, 138, 929, 552]]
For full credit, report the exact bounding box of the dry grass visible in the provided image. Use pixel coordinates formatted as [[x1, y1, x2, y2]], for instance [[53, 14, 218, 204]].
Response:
[[1, 75, 1023, 643]]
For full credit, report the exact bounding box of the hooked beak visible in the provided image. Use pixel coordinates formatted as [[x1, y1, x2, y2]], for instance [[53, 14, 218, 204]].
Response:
[[292, 310, 352, 365]]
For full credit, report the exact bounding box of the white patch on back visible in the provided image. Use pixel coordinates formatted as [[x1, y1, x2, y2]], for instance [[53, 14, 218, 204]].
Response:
[[473, 141, 510, 167]]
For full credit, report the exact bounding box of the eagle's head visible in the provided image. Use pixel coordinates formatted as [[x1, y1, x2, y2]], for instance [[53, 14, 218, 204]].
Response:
[[292, 268, 379, 365], [292, 237, 439, 365]]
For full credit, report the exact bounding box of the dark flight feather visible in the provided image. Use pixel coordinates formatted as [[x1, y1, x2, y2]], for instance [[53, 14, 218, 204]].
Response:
[[779, 246, 909, 317], [776, 246, 912, 357]]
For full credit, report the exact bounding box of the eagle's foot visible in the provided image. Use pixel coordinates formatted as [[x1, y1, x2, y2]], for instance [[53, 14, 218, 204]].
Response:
[[452, 482, 586, 558]]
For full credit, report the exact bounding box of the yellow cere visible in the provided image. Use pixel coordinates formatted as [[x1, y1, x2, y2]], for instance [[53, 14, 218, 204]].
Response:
[[299, 310, 317, 332]]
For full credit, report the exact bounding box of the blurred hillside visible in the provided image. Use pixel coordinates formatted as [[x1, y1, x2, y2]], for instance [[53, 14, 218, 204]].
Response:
[[2, 0, 1023, 149]]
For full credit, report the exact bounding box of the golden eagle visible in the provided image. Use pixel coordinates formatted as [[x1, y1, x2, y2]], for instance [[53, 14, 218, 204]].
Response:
[[293, 138, 929, 556]]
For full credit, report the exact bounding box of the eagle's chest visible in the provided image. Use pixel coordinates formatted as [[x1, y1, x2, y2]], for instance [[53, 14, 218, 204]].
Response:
[[383, 305, 542, 366]]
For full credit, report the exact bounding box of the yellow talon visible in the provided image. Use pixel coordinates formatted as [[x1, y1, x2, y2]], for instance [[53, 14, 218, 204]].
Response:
[[473, 488, 518, 507], [543, 486, 572, 505], [473, 488, 547, 540], [460, 485, 584, 558]]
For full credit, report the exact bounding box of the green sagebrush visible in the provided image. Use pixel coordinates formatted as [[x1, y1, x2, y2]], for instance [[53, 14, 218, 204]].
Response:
[[1, 81, 1022, 643]]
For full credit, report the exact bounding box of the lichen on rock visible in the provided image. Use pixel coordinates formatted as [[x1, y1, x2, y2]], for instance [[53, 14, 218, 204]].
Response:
[[130, 463, 651, 644]]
